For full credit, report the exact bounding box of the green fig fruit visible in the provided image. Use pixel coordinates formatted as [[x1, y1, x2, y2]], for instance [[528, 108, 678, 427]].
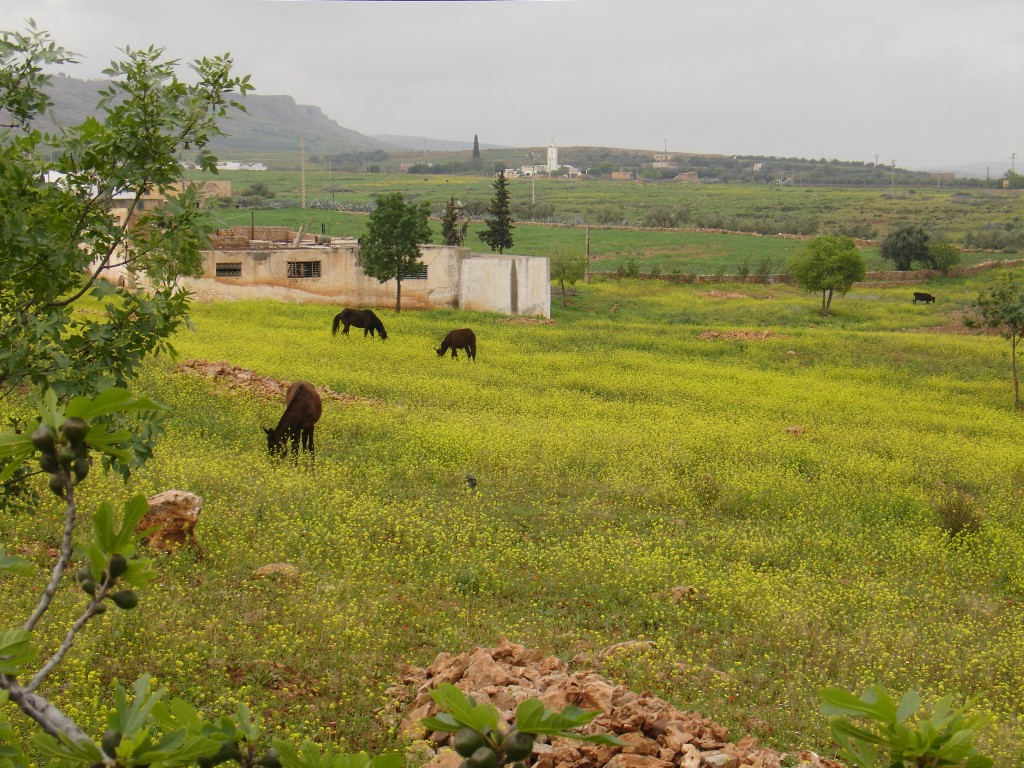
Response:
[[257, 747, 282, 768], [101, 728, 122, 756], [30, 425, 57, 454], [57, 445, 76, 469], [60, 417, 89, 445], [453, 728, 487, 758], [111, 589, 139, 610], [73, 456, 91, 483], [502, 731, 535, 761], [467, 747, 498, 768], [108, 554, 129, 579], [39, 453, 59, 472], [48, 473, 66, 497]]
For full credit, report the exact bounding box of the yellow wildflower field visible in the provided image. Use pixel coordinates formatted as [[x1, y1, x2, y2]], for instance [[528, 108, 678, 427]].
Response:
[[3, 275, 1023, 763]]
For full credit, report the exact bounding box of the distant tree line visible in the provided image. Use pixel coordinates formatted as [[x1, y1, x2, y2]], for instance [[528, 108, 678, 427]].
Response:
[[309, 150, 388, 171]]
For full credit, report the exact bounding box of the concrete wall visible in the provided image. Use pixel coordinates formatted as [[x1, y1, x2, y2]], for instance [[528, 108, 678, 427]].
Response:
[[185, 240, 550, 318], [460, 254, 551, 317]]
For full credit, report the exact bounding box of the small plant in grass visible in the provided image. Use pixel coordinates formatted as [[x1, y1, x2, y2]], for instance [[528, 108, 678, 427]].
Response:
[[422, 682, 622, 768], [818, 684, 993, 768], [935, 484, 983, 540], [755, 257, 774, 284]]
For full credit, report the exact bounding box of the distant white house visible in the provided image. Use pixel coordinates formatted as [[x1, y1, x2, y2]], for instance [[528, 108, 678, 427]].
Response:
[[215, 161, 268, 172], [519, 140, 580, 177]]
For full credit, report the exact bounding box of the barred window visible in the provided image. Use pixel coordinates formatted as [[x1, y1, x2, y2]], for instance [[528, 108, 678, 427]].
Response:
[[287, 261, 321, 279], [215, 263, 242, 278], [401, 262, 428, 280]]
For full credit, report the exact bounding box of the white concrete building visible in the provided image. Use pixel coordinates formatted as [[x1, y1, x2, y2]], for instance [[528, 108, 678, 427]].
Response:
[[186, 228, 551, 318]]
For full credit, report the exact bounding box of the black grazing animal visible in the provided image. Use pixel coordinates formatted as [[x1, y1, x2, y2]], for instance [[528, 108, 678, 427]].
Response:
[[263, 381, 323, 458], [913, 292, 936, 305], [436, 328, 476, 361], [331, 308, 388, 340]]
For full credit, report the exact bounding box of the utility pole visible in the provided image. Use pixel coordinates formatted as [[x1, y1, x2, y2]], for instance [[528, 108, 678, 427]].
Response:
[[1012, 153, 1017, 174], [299, 135, 306, 209], [584, 224, 591, 284], [891, 160, 896, 188]]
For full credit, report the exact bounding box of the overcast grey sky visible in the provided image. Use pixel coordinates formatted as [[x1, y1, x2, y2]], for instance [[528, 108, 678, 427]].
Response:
[[4, 0, 1022, 171]]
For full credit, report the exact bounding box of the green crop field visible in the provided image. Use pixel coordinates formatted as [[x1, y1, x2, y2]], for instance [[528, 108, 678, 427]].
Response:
[[201, 168, 1024, 249], [4, 270, 1024, 764], [200, 170, 1024, 276]]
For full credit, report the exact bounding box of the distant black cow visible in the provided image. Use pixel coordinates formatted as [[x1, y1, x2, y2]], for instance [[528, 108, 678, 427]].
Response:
[[913, 292, 936, 304], [436, 328, 476, 361]]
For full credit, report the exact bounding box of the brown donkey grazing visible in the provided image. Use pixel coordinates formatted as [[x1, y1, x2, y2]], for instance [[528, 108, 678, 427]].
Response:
[[263, 381, 323, 457], [436, 328, 476, 361], [331, 307, 388, 340]]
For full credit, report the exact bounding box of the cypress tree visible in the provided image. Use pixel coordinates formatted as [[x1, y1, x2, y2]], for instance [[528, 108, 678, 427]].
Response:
[[471, 134, 481, 169], [478, 170, 514, 254]]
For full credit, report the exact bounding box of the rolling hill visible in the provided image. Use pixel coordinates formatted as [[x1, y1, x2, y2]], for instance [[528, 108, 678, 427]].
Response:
[[37, 74, 393, 154]]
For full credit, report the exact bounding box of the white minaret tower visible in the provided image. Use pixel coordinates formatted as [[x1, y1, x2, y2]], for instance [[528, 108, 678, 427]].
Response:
[[547, 139, 558, 172]]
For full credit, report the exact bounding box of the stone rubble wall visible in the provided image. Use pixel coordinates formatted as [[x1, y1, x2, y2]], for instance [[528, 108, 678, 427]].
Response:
[[385, 639, 837, 768]]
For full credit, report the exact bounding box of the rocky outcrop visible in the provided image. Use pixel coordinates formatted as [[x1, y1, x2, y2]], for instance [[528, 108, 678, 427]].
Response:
[[135, 490, 203, 553], [385, 638, 790, 768]]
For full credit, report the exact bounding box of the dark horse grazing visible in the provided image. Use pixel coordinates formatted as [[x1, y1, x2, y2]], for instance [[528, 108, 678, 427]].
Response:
[[263, 381, 323, 458], [332, 308, 387, 340], [436, 328, 476, 361]]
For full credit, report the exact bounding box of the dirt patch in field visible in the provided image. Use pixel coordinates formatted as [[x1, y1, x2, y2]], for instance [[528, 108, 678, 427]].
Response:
[[699, 291, 752, 299], [699, 330, 788, 341], [173, 359, 379, 405], [905, 310, 990, 336]]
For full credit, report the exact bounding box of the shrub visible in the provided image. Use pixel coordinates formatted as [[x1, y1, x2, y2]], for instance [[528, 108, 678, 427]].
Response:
[[819, 685, 993, 768], [936, 485, 983, 539]]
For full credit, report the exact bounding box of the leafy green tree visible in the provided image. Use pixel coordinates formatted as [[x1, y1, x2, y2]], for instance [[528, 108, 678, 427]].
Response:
[[478, 170, 514, 254], [440, 195, 468, 247], [550, 253, 587, 308], [970, 274, 1024, 409], [358, 192, 431, 313], [923, 241, 963, 273], [0, 22, 250, 473], [789, 235, 865, 316], [880, 224, 929, 271]]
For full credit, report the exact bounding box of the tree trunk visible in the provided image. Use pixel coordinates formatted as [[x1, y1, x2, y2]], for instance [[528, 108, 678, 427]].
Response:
[[820, 290, 828, 316], [395, 276, 402, 313], [824, 288, 834, 316], [560, 278, 567, 308]]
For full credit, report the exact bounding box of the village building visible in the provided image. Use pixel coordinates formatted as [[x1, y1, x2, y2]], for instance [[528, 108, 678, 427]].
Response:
[[519, 140, 581, 177], [184, 227, 551, 318], [652, 152, 677, 169]]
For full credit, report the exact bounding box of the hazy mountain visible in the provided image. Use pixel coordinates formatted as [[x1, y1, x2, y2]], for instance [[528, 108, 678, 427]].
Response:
[[37, 74, 393, 154]]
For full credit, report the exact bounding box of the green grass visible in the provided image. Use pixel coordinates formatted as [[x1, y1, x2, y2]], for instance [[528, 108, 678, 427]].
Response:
[[205, 173, 1024, 275], [4, 273, 1024, 764], [203, 170, 1024, 249]]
